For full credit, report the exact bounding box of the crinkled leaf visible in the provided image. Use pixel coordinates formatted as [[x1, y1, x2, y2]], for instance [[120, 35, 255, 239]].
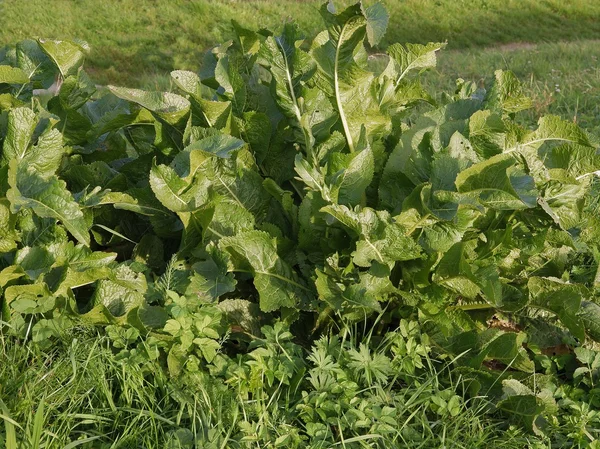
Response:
[[0, 199, 18, 253], [387, 42, 446, 82], [108, 86, 190, 126], [37, 38, 88, 78], [0, 65, 29, 84], [455, 153, 537, 210], [528, 277, 585, 341], [7, 162, 89, 246], [92, 264, 147, 317], [220, 230, 312, 312]]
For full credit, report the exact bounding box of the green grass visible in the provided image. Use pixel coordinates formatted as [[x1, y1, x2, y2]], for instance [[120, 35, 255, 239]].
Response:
[[424, 39, 600, 131], [2, 0, 600, 87], [0, 328, 546, 448], [3, 0, 599, 128]]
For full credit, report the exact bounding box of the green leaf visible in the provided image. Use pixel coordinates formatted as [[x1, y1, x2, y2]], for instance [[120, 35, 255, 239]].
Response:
[[217, 298, 263, 336], [171, 70, 203, 99], [92, 264, 146, 317], [184, 132, 245, 158], [257, 23, 308, 122], [312, 3, 370, 152], [528, 277, 585, 341], [322, 204, 421, 267], [0, 199, 18, 253], [138, 303, 169, 330], [1, 107, 37, 166], [186, 244, 236, 302], [214, 54, 246, 114], [14, 246, 55, 280], [455, 153, 537, 210], [330, 141, 374, 206], [0, 65, 29, 84], [149, 159, 205, 213], [0, 266, 25, 288], [37, 38, 88, 78], [522, 115, 592, 150], [108, 86, 190, 126], [220, 230, 312, 312], [59, 69, 96, 110], [387, 42, 446, 83], [578, 301, 600, 342], [433, 242, 481, 299], [7, 162, 89, 246], [487, 70, 532, 114], [362, 2, 389, 46]]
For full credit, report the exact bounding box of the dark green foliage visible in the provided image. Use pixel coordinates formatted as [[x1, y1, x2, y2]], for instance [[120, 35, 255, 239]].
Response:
[[1, 3, 600, 446]]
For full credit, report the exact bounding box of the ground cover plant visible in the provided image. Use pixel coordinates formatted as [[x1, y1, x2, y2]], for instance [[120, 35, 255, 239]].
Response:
[[1, 2, 600, 447]]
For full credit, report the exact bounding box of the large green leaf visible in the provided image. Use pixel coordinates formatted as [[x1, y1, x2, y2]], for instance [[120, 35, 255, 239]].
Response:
[[387, 42, 446, 83], [108, 86, 190, 126], [528, 277, 586, 341], [1, 107, 37, 166], [330, 142, 374, 206], [455, 153, 537, 210], [7, 162, 89, 246], [219, 230, 312, 312], [322, 204, 421, 267], [37, 38, 88, 78], [0, 65, 29, 84], [0, 199, 18, 253], [92, 264, 146, 317]]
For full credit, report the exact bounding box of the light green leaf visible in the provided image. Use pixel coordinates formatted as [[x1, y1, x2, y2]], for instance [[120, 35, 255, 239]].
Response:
[[37, 38, 88, 78], [149, 159, 205, 213], [387, 42, 446, 83], [0, 65, 29, 84], [331, 143, 374, 206], [487, 70, 532, 114], [171, 70, 203, 99], [578, 301, 600, 342], [108, 86, 190, 126], [455, 153, 537, 210], [7, 162, 89, 246], [0, 199, 18, 253], [184, 132, 245, 158], [59, 70, 96, 110], [217, 299, 263, 336], [1, 107, 37, 166], [433, 242, 481, 299], [92, 264, 146, 317], [322, 204, 421, 267], [362, 2, 388, 46], [186, 244, 236, 302]]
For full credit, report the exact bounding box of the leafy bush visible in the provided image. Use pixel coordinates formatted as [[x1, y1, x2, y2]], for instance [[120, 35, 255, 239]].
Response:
[[1, 1, 600, 446]]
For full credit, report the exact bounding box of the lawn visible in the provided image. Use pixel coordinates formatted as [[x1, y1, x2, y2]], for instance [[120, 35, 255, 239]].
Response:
[[3, 0, 599, 128]]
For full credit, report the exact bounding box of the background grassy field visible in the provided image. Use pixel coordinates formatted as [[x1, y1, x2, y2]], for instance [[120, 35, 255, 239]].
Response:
[[3, 0, 600, 130]]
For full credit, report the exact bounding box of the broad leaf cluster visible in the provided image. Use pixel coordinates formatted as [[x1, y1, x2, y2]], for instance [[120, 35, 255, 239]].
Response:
[[1, 3, 600, 432]]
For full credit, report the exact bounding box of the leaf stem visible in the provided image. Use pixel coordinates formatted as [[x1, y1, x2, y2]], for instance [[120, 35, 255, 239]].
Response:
[[334, 24, 355, 153]]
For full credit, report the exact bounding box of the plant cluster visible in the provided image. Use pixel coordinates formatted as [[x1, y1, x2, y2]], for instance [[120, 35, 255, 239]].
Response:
[[1, 2, 600, 447]]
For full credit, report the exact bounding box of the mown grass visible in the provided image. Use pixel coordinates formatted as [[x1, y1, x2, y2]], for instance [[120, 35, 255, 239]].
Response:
[[424, 39, 600, 132], [2, 0, 600, 87]]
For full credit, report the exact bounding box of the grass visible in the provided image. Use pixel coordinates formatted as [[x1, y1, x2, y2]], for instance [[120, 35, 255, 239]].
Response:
[[0, 327, 546, 448], [424, 39, 600, 132], [3, 0, 598, 128], [2, 0, 600, 87]]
